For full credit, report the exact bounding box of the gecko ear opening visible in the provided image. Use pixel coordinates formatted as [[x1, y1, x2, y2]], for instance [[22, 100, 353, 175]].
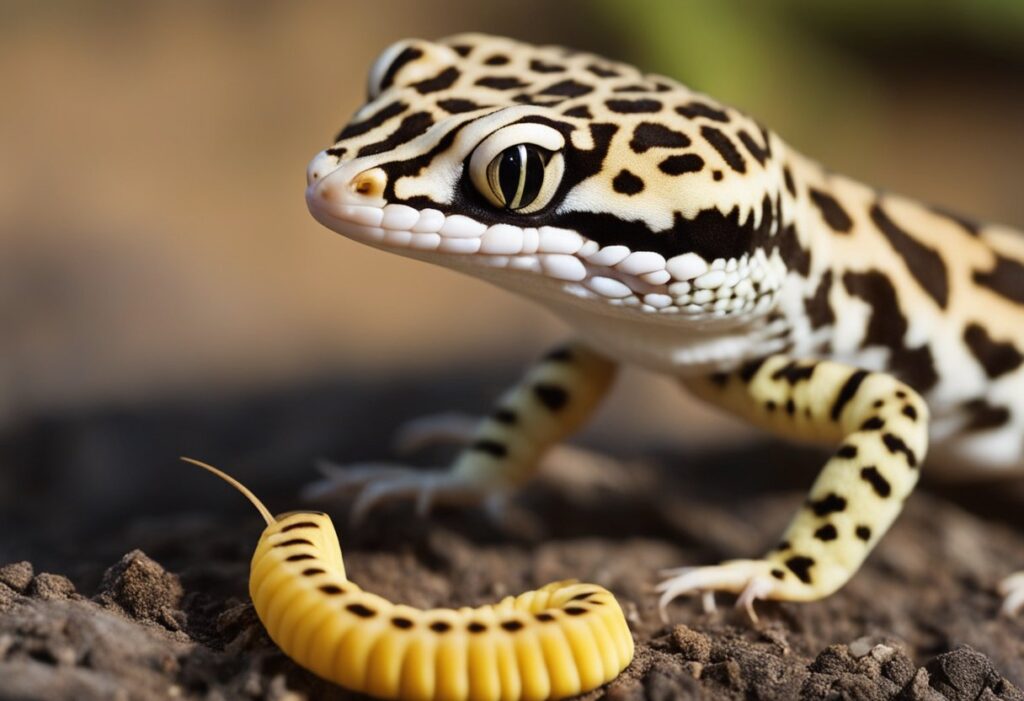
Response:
[[366, 39, 459, 100]]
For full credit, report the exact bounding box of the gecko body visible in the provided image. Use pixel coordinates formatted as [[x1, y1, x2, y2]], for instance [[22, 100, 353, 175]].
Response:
[[305, 34, 1024, 614]]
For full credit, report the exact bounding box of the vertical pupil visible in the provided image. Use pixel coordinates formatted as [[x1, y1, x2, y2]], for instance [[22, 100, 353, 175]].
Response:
[[498, 147, 522, 207]]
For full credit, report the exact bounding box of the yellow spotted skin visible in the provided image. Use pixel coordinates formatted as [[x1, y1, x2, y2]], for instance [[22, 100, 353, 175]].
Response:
[[186, 460, 633, 701]]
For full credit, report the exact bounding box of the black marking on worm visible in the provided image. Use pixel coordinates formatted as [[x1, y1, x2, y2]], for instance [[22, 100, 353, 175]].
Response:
[[882, 433, 917, 467], [471, 439, 508, 458], [286, 554, 316, 562], [319, 584, 346, 595], [856, 526, 872, 541], [814, 524, 838, 541], [809, 188, 853, 233], [564, 607, 588, 616], [467, 622, 487, 633], [860, 466, 892, 497], [902, 405, 918, 421], [870, 203, 949, 308], [391, 617, 414, 629], [282, 521, 319, 532], [429, 621, 451, 633], [809, 493, 847, 516], [501, 620, 525, 632], [831, 370, 869, 420], [772, 361, 816, 385], [836, 445, 858, 459], [533, 383, 569, 411], [347, 603, 376, 618], [785, 556, 815, 584], [861, 417, 885, 431], [302, 568, 325, 577], [275, 538, 314, 548]]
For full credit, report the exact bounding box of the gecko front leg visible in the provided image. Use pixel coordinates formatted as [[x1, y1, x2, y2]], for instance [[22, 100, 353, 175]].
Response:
[[659, 355, 929, 619], [304, 341, 617, 525]]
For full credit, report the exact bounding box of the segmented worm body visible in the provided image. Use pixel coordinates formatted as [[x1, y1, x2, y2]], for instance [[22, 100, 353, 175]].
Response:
[[184, 458, 633, 701]]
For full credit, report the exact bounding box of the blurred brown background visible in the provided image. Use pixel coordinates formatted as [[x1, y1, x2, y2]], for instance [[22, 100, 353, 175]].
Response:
[[1, 1, 1023, 545]]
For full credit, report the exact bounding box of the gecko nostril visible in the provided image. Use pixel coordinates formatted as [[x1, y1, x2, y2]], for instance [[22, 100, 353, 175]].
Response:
[[351, 168, 386, 199]]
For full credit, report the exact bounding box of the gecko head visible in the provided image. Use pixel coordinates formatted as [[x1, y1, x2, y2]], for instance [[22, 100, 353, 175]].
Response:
[[307, 34, 798, 322]]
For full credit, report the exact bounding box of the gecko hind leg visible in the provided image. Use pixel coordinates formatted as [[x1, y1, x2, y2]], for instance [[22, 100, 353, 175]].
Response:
[[301, 342, 617, 528], [659, 355, 929, 618]]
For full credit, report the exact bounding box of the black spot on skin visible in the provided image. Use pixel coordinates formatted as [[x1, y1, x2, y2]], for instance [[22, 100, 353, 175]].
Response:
[[809, 493, 847, 516], [772, 361, 816, 385], [613, 83, 652, 93], [882, 433, 918, 467], [658, 154, 705, 175], [963, 400, 1011, 431], [467, 622, 487, 633], [785, 399, 796, 415], [740, 357, 768, 383], [842, 271, 939, 393], [861, 417, 885, 431], [860, 466, 892, 497], [471, 439, 508, 458], [562, 105, 592, 119], [870, 204, 949, 308], [873, 400, 884, 409], [533, 384, 569, 411], [713, 170, 723, 181], [564, 607, 588, 616], [378, 47, 423, 92], [475, 76, 530, 90], [902, 405, 918, 421], [783, 166, 797, 196], [775, 221, 811, 276], [831, 370, 869, 421], [805, 271, 836, 330], [570, 591, 596, 601], [629, 122, 691, 153], [325, 146, 346, 159], [808, 189, 853, 233], [605, 99, 662, 114], [336, 100, 407, 142], [357, 112, 434, 157], [765, 401, 777, 412], [274, 538, 313, 548], [896, 391, 907, 399], [964, 323, 1024, 379], [391, 617, 414, 629], [613, 169, 645, 195], [856, 526, 872, 541], [966, 253, 1024, 302], [738, 129, 770, 165], [676, 101, 730, 122], [771, 569, 786, 580], [451, 44, 472, 57], [544, 347, 574, 362], [836, 444, 858, 459], [540, 79, 593, 97], [484, 54, 509, 66], [501, 620, 525, 632], [285, 554, 315, 562], [701, 126, 746, 173], [535, 612, 555, 622], [814, 524, 838, 541], [411, 66, 459, 94], [429, 621, 451, 633], [775, 541, 791, 551], [437, 98, 486, 114], [785, 556, 815, 584], [347, 603, 376, 618], [587, 64, 620, 78], [530, 59, 565, 73], [302, 568, 325, 576], [319, 584, 346, 595], [492, 408, 518, 425], [282, 521, 319, 532]]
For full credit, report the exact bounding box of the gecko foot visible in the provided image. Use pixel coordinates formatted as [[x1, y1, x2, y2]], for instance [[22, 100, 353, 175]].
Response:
[[998, 571, 1024, 616], [656, 559, 778, 623]]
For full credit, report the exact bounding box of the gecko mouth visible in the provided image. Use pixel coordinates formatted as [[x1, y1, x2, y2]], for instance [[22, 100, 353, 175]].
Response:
[[308, 193, 784, 318]]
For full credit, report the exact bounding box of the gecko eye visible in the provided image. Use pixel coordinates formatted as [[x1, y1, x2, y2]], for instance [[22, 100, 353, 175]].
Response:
[[487, 144, 549, 211], [469, 122, 566, 215]]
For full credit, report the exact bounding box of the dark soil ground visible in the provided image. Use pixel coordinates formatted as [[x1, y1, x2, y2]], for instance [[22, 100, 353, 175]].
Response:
[[2, 369, 1024, 700]]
